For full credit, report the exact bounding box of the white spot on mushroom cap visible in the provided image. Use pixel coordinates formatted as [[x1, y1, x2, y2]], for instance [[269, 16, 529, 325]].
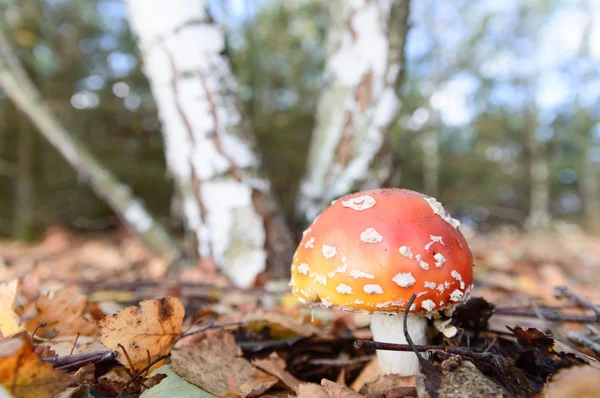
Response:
[[392, 272, 416, 288], [450, 289, 464, 302], [409, 303, 416, 311], [354, 299, 364, 305], [421, 299, 436, 312], [360, 228, 383, 243], [342, 195, 376, 211], [451, 270, 465, 289], [296, 296, 307, 304], [336, 284, 353, 294], [437, 284, 446, 294], [304, 237, 315, 249], [424, 235, 445, 251], [320, 297, 333, 307], [298, 263, 310, 275], [364, 284, 384, 294], [313, 274, 327, 285], [424, 281, 437, 289], [302, 227, 312, 237], [322, 245, 337, 259], [289, 278, 295, 287], [350, 269, 375, 279], [399, 246, 413, 259], [415, 254, 430, 270], [434, 253, 446, 267], [424, 197, 461, 229]]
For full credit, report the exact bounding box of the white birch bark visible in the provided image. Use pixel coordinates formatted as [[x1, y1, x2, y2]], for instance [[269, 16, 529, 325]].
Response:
[[525, 125, 551, 231], [125, 0, 294, 286], [296, 0, 411, 224], [0, 27, 183, 263]]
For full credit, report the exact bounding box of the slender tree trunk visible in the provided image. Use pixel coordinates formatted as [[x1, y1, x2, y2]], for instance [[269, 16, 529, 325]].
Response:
[[0, 27, 183, 264], [581, 136, 600, 234], [525, 121, 551, 231], [124, 0, 295, 286], [422, 129, 439, 197], [13, 117, 39, 241], [296, 0, 411, 224]]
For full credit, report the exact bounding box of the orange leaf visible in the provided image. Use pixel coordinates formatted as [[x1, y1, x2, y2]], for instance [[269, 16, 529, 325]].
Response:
[[0, 334, 72, 398], [22, 286, 98, 338], [99, 296, 184, 372]]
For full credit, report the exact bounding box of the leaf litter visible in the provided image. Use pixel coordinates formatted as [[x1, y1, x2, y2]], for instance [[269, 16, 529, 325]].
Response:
[[1, 229, 600, 396]]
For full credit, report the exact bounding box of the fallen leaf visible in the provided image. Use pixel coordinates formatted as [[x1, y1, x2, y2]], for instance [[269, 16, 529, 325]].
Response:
[[297, 379, 363, 398], [0, 334, 72, 398], [22, 286, 98, 338], [360, 374, 416, 397], [417, 357, 506, 398], [140, 364, 215, 398], [542, 365, 600, 398], [0, 279, 23, 338], [252, 352, 302, 391], [99, 296, 184, 372], [349, 358, 379, 392], [171, 330, 278, 397]]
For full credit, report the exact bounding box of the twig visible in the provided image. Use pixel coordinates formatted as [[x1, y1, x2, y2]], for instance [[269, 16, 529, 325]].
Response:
[[180, 321, 242, 338], [568, 328, 600, 355], [44, 350, 114, 366], [403, 294, 425, 361], [308, 355, 374, 367], [482, 338, 497, 354], [56, 351, 118, 372], [122, 354, 169, 391], [70, 333, 80, 356], [31, 322, 47, 342], [554, 286, 600, 321], [354, 340, 493, 361], [494, 307, 598, 323]]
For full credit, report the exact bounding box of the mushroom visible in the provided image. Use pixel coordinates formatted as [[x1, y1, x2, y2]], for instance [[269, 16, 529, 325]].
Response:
[[290, 188, 473, 376]]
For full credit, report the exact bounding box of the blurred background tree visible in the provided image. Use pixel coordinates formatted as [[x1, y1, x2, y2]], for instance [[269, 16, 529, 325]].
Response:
[[1, 0, 599, 246]]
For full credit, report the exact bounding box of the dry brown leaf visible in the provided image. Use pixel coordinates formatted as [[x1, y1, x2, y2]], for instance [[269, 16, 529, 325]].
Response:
[[22, 286, 98, 337], [350, 358, 379, 392], [0, 334, 73, 398], [542, 365, 600, 398], [171, 330, 278, 397], [297, 379, 363, 398], [0, 279, 23, 338], [99, 296, 184, 372], [252, 352, 302, 391]]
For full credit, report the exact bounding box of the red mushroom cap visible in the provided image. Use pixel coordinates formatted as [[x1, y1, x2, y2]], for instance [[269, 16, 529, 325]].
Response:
[[290, 188, 473, 315]]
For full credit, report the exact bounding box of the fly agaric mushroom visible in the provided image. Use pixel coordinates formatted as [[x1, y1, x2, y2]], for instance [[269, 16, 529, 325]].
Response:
[[290, 188, 473, 376]]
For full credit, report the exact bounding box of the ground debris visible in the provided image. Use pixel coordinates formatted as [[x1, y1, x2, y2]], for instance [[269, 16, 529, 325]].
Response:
[[1, 231, 599, 396]]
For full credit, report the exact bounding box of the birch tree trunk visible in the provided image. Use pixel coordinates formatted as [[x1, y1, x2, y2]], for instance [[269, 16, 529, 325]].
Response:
[[525, 123, 551, 231], [296, 0, 411, 224], [422, 129, 439, 197], [0, 27, 183, 264], [581, 137, 600, 235], [124, 0, 295, 286]]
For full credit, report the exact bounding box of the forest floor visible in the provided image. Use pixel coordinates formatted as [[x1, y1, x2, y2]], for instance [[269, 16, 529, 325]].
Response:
[[1, 224, 600, 397]]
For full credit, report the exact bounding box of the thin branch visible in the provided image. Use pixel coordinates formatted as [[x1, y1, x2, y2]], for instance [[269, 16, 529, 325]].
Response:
[[180, 321, 242, 338], [354, 340, 494, 361], [494, 306, 598, 323], [554, 285, 600, 321]]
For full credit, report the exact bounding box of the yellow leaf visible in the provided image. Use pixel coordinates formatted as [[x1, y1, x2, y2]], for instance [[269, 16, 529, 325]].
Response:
[[0, 280, 23, 338], [0, 335, 72, 398], [99, 296, 184, 372]]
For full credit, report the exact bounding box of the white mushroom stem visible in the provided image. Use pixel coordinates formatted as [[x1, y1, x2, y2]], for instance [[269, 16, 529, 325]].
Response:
[[369, 313, 428, 376]]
